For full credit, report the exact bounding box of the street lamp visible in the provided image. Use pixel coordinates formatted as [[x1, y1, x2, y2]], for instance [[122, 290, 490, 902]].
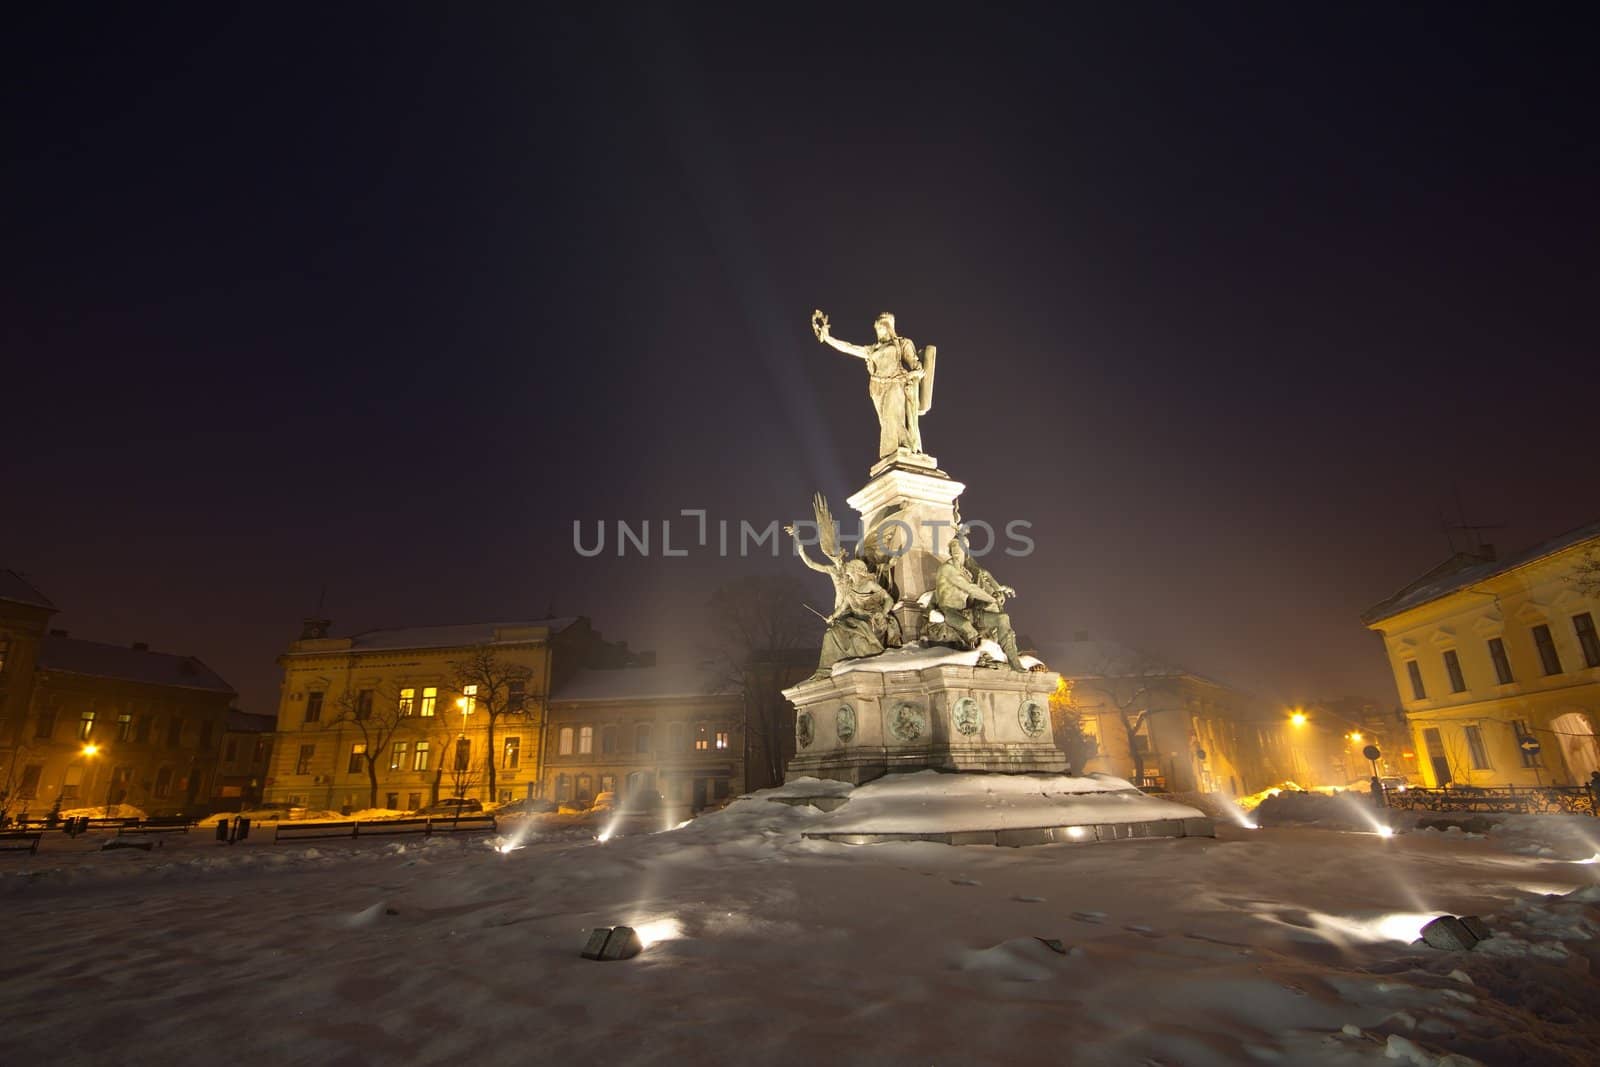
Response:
[[80, 743, 114, 817], [1290, 711, 1307, 727]]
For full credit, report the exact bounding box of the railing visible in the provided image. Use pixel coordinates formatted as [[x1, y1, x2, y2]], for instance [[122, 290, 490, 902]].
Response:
[[1384, 784, 1598, 817], [272, 813, 498, 842]]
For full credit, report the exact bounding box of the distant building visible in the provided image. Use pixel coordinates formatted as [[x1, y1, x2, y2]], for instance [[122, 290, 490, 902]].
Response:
[[214, 709, 275, 811], [1, 569, 237, 819], [1362, 521, 1600, 788], [263, 617, 591, 812], [547, 660, 745, 811]]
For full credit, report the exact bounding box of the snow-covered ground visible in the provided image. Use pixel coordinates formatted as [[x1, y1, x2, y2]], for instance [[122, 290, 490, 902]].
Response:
[[3, 782, 1599, 1066]]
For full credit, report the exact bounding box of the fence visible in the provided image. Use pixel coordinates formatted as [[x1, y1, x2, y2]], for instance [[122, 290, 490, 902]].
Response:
[[272, 814, 498, 843], [1383, 783, 1598, 818]]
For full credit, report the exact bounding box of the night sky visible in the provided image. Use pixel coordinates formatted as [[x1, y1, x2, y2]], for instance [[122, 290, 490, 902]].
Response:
[[4, 6, 1594, 719]]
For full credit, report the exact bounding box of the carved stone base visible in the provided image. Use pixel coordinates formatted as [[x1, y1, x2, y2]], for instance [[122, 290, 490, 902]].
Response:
[[783, 645, 1067, 785]]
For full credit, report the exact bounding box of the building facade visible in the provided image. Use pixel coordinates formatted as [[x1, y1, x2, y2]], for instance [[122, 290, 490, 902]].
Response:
[[213, 710, 275, 811], [263, 617, 595, 812], [1363, 522, 1600, 788], [546, 661, 745, 812]]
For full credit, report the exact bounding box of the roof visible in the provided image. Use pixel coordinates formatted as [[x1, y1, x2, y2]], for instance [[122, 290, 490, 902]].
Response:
[[0, 570, 56, 611], [225, 710, 276, 733], [38, 635, 235, 695], [1362, 518, 1600, 625], [554, 662, 738, 703], [291, 618, 581, 654]]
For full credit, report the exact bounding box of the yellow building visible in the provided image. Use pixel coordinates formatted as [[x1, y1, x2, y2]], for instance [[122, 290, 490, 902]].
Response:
[[264, 616, 591, 812], [1362, 521, 1600, 788]]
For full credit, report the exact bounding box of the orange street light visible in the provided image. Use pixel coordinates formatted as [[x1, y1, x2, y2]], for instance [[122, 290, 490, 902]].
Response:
[[1290, 711, 1308, 728], [81, 742, 99, 757]]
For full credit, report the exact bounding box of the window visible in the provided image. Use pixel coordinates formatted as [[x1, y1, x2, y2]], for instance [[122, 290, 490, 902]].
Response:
[[356, 689, 374, 720], [398, 688, 415, 716], [77, 709, 96, 740], [715, 729, 730, 751], [694, 724, 710, 751], [1079, 714, 1102, 753], [1514, 720, 1542, 768], [199, 720, 215, 751], [1574, 613, 1600, 669], [636, 723, 652, 754], [414, 741, 431, 772], [109, 766, 133, 805], [391, 741, 410, 770], [17, 764, 42, 799], [116, 713, 134, 741], [601, 725, 618, 756], [669, 722, 686, 753], [34, 709, 55, 739], [503, 736, 521, 769], [153, 767, 174, 798], [556, 774, 572, 802], [558, 727, 574, 755], [1488, 638, 1514, 685], [1532, 624, 1563, 676], [600, 774, 616, 794], [576, 774, 593, 801], [224, 737, 239, 763], [61, 763, 83, 800], [296, 744, 315, 775], [1405, 660, 1426, 701], [455, 738, 472, 771], [348, 743, 367, 774], [386, 792, 399, 810], [461, 684, 478, 716], [1442, 650, 1466, 694], [420, 687, 438, 717], [408, 792, 421, 810], [579, 726, 594, 755], [305, 691, 324, 722], [508, 680, 526, 712], [167, 717, 184, 748], [1463, 725, 1491, 771], [254, 738, 270, 764]]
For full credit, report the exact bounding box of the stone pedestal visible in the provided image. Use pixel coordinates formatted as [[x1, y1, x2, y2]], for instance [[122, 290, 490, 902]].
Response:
[[784, 646, 1068, 785], [847, 458, 963, 636]]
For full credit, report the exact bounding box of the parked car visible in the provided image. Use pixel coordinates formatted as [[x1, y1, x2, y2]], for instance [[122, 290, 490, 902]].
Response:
[[416, 797, 483, 817], [495, 797, 557, 815]]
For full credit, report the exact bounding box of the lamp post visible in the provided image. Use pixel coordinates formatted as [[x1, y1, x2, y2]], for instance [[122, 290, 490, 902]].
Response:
[[80, 742, 114, 817], [454, 696, 473, 799]]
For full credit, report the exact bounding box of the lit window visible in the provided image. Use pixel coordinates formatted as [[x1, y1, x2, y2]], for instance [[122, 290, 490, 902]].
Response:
[[462, 684, 478, 716], [579, 726, 594, 755], [348, 743, 367, 774], [1443, 650, 1466, 694], [636, 723, 652, 754], [391, 741, 410, 770], [503, 736, 521, 769], [296, 744, 315, 775], [1574, 613, 1600, 669], [1078, 714, 1102, 753], [1532, 625, 1563, 676], [715, 729, 730, 750], [1487, 638, 1514, 685], [1405, 661, 1426, 701], [600, 774, 616, 794], [413, 741, 431, 772], [558, 727, 574, 755], [78, 710, 96, 740], [420, 687, 438, 717], [116, 713, 134, 741], [1463, 725, 1490, 771], [398, 688, 415, 716], [694, 724, 709, 751]]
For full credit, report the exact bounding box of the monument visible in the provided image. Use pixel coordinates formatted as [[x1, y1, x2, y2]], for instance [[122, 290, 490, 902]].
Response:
[[783, 310, 1068, 784], [775, 310, 1213, 846]]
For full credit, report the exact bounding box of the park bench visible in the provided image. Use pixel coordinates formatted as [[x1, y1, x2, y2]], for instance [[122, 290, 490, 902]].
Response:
[[0, 831, 43, 855], [272, 814, 497, 843]]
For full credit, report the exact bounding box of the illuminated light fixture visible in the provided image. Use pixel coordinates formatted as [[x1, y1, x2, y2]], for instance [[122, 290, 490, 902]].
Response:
[[580, 925, 643, 961], [1290, 712, 1308, 727], [1376, 826, 1395, 838], [1349, 732, 1363, 743], [1064, 825, 1087, 839], [81, 743, 99, 756]]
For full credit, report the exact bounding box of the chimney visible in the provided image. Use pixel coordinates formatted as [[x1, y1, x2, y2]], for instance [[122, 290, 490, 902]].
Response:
[[132, 642, 149, 652]]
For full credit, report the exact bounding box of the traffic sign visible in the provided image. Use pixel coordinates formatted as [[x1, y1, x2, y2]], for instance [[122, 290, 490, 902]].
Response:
[[1518, 736, 1542, 756]]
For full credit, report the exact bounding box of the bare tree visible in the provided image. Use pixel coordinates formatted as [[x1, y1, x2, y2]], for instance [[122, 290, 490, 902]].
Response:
[[0, 742, 36, 825], [703, 575, 814, 789], [1062, 650, 1180, 786], [1573, 551, 1600, 598], [445, 651, 533, 804], [325, 683, 408, 809]]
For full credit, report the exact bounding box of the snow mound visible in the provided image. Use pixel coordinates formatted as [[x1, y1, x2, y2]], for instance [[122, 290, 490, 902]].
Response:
[[956, 937, 1068, 981], [831, 640, 1045, 676]]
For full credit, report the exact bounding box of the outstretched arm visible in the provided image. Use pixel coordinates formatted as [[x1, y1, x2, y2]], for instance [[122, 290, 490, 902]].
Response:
[[784, 526, 837, 574], [817, 320, 871, 360]]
